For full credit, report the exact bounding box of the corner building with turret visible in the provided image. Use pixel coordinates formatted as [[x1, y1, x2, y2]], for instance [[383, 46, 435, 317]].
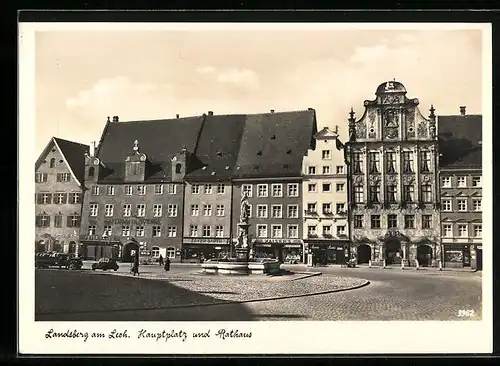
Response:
[[345, 81, 441, 267]]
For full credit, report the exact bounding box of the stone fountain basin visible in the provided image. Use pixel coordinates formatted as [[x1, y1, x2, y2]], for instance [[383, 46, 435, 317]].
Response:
[[201, 258, 281, 275]]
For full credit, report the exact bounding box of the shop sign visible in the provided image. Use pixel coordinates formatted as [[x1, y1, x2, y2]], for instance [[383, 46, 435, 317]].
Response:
[[79, 235, 121, 243], [183, 237, 231, 245], [254, 239, 302, 245], [103, 218, 162, 225], [283, 244, 302, 248]]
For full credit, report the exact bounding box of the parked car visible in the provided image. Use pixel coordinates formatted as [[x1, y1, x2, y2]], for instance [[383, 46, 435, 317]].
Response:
[[91, 257, 119, 271], [36, 252, 82, 269]]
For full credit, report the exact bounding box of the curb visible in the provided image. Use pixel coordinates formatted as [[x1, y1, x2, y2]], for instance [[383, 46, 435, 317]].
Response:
[[36, 276, 370, 316], [290, 271, 322, 281]]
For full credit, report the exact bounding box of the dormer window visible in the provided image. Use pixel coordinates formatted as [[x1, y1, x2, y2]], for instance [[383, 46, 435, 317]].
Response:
[[270, 134, 276, 140], [88, 167, 95, 177], [176, 164, 182, 174], [50, 158, 55, 168], [131, 162, 140, 175]]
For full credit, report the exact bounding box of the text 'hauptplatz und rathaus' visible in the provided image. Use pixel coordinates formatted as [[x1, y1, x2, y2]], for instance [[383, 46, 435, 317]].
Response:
[[34, 81, 483, 269]]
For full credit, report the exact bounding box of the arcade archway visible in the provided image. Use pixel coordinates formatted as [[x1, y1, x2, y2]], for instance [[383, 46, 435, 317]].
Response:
[[417, 245, 433, 267], [122, 241, 139, 262], [385, 239, 401, 265], [357, 244, 371, 264]]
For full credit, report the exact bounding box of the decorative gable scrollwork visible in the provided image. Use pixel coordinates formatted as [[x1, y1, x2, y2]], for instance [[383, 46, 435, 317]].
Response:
[[417, 119, 428, 139], [386, 174, 398, 184], [369, 175, 381, 185], [402, 174, 415, 185], [406, 108, 416, 138], [420, 174, 432, 183], [355, 119, 367, 139], [354, 175, 364, 184]]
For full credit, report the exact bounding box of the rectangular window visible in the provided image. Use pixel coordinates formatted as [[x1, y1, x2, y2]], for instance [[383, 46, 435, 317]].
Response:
[[168, 226, 177, 238], [136, 204, 146, 217], [287, 205, 298, 218], [55, 192, 66, 204], [388, 214, 398, 229], [322, 150, 331, 159], [153, 204, 162, 217], [307, 203, 317, 214], [191, 204, 199, 216], [91, 186, 100, 195], [442, 199, 452, 212], [421, 184, 432, 203], [369, 185, 380, 203], [458, 224, 468, 237], [67, 215, 80, 228], [88, 225, 96, 235], [54, 215, 63, 228], [353, 152, 363, 173], [420, 151, 431, 172], [203, 204, 212, 216], [287, 183, 299, 197], [167, 184, 177, 194], [472, 177, 482, 187], [457, 176, 467, 188], [57, 173, 71, 182], [136, 226, 145, 237], [137, 185, 146, 195], [403, 185, 414, 202], [125, 185, 132, 196], [336, 225, 346, 236], [257, 225, 267, 238], [354, 215, 363, 228], [288, 225, 298, 239], [369, 152, 380, 173], [155, 184, 164, 195], [307, 225, 317, 236], [354, 185, 364, 203], [121, 225, 130, 237], [216, 204, 225, 216], [204, 184, 213, 194], [442, 177, 451, 188], [308, 166, 316, 175], [308, 183, 317, 193], [323, 166, 331, 174], [402, 151, 413, 173], [99, 225, 111, 236], [322, 183, 331, 192], [272, 205, 283, 218], [336, 165, 345, 174], [336, 183, 345, 192], [192, 184, 200, 194], [105, 204, 114, 217], [69, 193, 81, 204], [38, 193, 51, 204], [168, 204, 178, 217], [190, 225, 198, 237], [473, 199, 482, 212], [371, 215, 381, 229], [422, 215, 432, 229], [272, 225, 282, 238], [106, 186, 114, 196], [217, 183, 225, 194], [322, 225, 331, 236], [386, 185, 397, 203], [272, 184, 283, 197], [215, 225, 224, 238], [90, 204, 98, 216], [404, 215, 415, 229], [457, 199, 467, 212], [443, 224, 452, 237], [35, 173, 47, 183], [336, 203, 345, 214], [242, 184, 253, 197], [322, 203, 332, 214], [257, 184, 268, 197], [202, 225, 211, 237], [386, 152, 396, 173], [123, 204, 131, 217], [473, 224, 482, 238], [257, 204, 268, 218], [152, 226, 162, 237]]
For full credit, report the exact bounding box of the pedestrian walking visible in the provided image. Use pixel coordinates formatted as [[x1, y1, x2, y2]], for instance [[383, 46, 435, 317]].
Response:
[[159, 254, 164, 266], [164, 257, 171, 272], [132, 254, 140, 276]]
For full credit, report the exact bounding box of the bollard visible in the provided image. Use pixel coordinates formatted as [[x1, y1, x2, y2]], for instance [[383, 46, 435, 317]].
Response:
[[401, 260, 405, 270], [415, 259, 420, 271], [439, 261, 443, 271], [368, 260, 372, 268], [383, 259, 386, 269]]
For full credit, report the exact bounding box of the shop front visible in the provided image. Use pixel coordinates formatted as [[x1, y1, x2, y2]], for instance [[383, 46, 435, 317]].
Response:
[[181, 237, 231, 263], [306, 240, 347, 265], [252, 238, 304, 263], [443, 243, 472, 269], [79, 234, 122, 261]]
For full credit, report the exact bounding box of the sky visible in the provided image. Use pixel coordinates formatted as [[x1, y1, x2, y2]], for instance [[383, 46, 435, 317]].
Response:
[[34, 27, 484, 155]]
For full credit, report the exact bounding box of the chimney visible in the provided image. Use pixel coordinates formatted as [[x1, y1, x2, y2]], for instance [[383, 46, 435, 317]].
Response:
[[208, 111, 214, 116], [460, 106, 466, 116], [176, 114, 180, 118], [112, 116, 119, 122], [270, 109, 275, 113], [89, 141, 96, 156]]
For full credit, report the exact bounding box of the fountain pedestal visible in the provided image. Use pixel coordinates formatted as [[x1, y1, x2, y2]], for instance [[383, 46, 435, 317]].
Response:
[[235, 247, 250, 262]]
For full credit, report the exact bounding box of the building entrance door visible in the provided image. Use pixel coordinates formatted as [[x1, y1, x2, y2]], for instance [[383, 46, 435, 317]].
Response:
[[385, 239, 401, 265], [357, 244, 371, 264], [476, 249, 482, 270], [417, 245, 433, 267], [463, 245, 471, 267]]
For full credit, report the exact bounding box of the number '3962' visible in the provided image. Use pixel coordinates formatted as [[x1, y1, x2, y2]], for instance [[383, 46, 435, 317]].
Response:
[[458, 309, 475, 317]]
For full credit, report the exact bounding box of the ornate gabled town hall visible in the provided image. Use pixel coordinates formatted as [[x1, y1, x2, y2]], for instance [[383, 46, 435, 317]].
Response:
[[345, 81, 441, 267]]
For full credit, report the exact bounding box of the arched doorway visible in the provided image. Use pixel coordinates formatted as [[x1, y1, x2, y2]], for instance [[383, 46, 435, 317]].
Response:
[[417, 245, 433, 267], [122, 241, 139, 262], [357, 244, 371, 264], [385, 239, 401, 265]]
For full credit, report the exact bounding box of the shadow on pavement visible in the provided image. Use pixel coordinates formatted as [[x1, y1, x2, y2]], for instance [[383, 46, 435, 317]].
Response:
[[35, 270, 255, 321]]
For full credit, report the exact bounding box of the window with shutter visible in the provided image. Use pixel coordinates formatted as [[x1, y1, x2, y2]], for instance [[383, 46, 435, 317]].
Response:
[[66, 216, 72, 227], [47, 194, 52, 204], [36, 194, 42, 204], [35, 215, 41, 227], [62, 193, 67, 204]]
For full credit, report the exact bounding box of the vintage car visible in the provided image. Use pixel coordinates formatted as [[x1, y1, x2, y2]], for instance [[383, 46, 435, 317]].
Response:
[[91, 257, 119, 271], [35, 252, 83, 270]]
